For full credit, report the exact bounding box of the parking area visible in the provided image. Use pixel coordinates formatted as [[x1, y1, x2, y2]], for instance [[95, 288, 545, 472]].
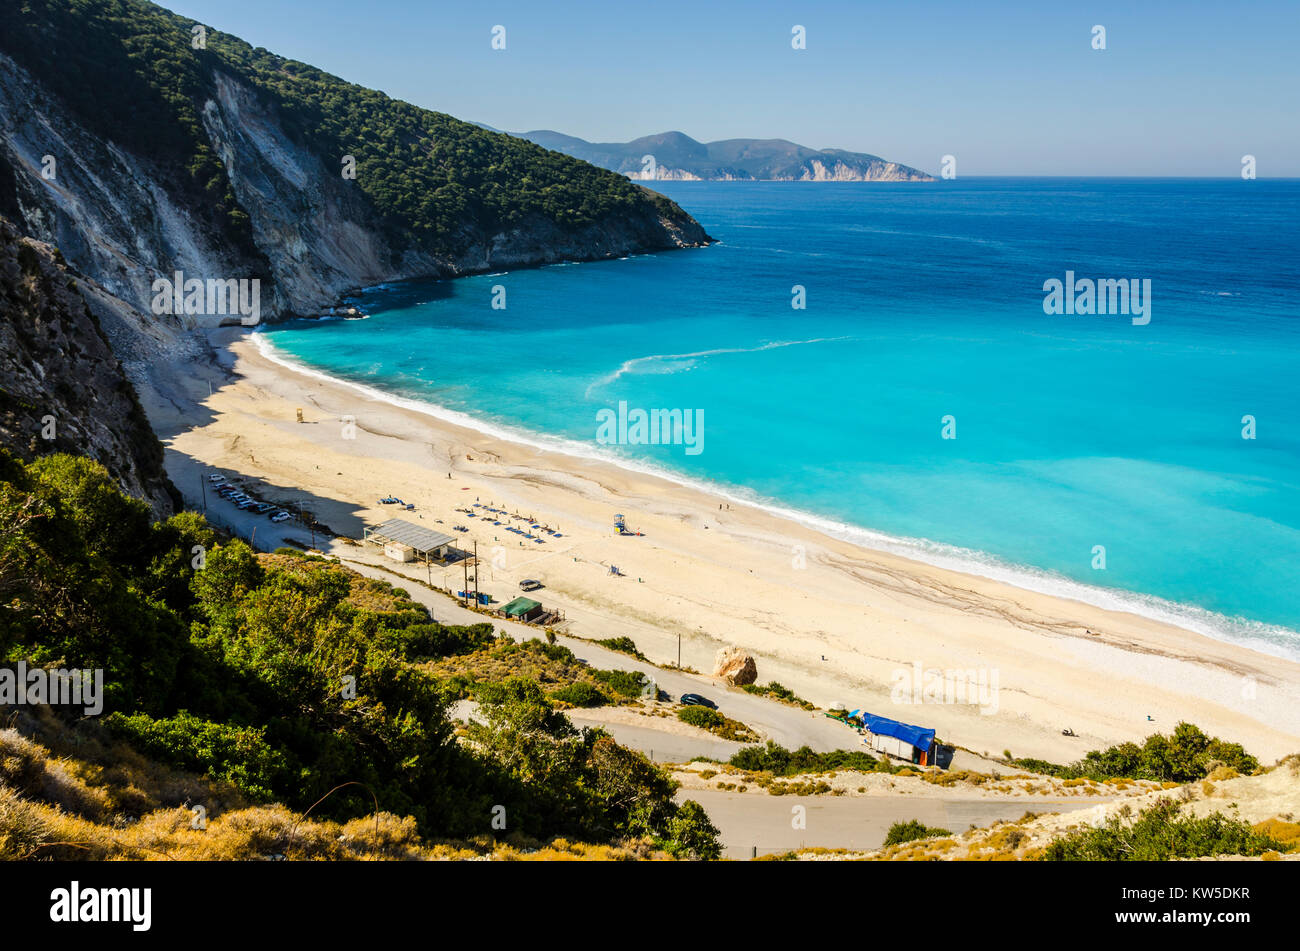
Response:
[[201, 471, 302, 536]]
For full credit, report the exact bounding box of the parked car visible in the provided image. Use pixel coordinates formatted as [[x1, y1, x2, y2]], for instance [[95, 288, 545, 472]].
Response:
[[254, 503, 274, 514], [519, 579, 543, 592], [270, 511, 291, 523], [207, 474, 225, 483], [679, 694, 715, 709]]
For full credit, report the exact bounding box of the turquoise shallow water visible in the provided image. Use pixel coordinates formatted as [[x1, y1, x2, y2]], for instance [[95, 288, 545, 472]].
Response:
[[262, 179, 1300, 658]]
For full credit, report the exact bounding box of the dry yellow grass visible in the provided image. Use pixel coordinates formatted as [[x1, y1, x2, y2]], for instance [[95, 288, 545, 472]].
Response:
[[0, 708, 658, 862], [1, 790, 657, 861], [1253, 818, 1300, 851]]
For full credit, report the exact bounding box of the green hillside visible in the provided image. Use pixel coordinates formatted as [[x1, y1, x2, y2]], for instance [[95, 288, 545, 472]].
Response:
[[0, 0, 704, 258], [0, 450, 719, 857]]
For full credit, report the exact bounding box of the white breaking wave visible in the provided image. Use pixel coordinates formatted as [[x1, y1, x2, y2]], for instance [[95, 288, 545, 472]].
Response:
[[251, 329, 1300, 663], [584, 337, 852, 398]]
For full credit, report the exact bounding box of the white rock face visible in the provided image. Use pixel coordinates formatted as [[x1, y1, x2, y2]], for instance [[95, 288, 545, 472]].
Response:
[[797, 159, 932, 182], [0, 52, 254, 320], [200, 71, 443, 315]]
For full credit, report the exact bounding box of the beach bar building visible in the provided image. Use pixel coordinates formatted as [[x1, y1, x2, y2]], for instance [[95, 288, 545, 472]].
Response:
[[851, 710, 938, 766], [363, 519, 455, 564]]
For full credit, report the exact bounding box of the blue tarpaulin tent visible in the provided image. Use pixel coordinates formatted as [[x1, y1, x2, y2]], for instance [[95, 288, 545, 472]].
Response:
[[857, 711, 935, 752]]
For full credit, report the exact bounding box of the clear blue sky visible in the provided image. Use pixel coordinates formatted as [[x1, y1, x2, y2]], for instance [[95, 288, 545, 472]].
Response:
[[165, 0, 1299, 176]]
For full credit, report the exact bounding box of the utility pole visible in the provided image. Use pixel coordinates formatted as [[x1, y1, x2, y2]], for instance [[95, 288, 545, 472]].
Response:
[[250, 526, 257, 551], [199, 475, 206, 514], [473, 540, 479, 605], [677, 632, 681, 669]]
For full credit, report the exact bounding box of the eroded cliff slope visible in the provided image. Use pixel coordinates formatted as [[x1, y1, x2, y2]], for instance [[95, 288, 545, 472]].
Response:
[[0, 216, 177, 515]]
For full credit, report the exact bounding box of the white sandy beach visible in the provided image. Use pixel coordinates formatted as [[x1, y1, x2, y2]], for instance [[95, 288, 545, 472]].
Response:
[[138, 327, 1300, 765]]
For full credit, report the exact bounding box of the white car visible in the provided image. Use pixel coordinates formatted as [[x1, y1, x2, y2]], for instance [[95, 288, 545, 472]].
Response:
[[270, 511, 292, 523]]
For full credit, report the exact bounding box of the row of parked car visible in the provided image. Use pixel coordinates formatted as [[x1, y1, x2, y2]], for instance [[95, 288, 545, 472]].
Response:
[[208, 474, 292, 522]]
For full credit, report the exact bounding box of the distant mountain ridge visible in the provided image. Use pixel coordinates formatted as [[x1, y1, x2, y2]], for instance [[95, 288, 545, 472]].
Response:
[[515, 130, 934, 182]]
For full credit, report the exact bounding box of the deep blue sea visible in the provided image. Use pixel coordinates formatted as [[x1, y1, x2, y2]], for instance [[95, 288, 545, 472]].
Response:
[[261, 179, 1300, 658]]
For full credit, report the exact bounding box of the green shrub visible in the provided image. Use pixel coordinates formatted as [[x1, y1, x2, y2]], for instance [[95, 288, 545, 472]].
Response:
[[741, 682, 815, 710], [1040, 799, 1285, 861], [661, 800, 721, 860], [437, 673, 479, 702], [590, 668, 647, 698], [730, 741, 894, 777], [387, 621, 496, 659], [594, 637, 646, 661], [106, 710, 286, 801], [678, 706, 725, 730], [1010, 723, 1260, 783], [549, 681, 610, 708], [884, 820, 951, 848], [677, 706, 755, 742]]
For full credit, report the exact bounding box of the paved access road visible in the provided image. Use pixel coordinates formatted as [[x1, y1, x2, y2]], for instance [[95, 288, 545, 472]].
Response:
[[681, 789, 1083, 860], [343, 555, 1114, 860], [341, 553, 869, 753]]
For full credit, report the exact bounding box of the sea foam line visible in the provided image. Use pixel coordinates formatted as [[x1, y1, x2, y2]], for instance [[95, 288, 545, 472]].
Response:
[[250, 330, 1300, 663], [583, 337, 852, 398]]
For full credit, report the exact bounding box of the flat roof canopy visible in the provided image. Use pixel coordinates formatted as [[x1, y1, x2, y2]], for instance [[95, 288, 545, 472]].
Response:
[[366, 519, 455, 553], [501, 597, 542, 616]]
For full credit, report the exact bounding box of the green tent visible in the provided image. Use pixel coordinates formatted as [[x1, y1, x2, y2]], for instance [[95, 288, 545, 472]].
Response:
[[501, 597, 542, 617]]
